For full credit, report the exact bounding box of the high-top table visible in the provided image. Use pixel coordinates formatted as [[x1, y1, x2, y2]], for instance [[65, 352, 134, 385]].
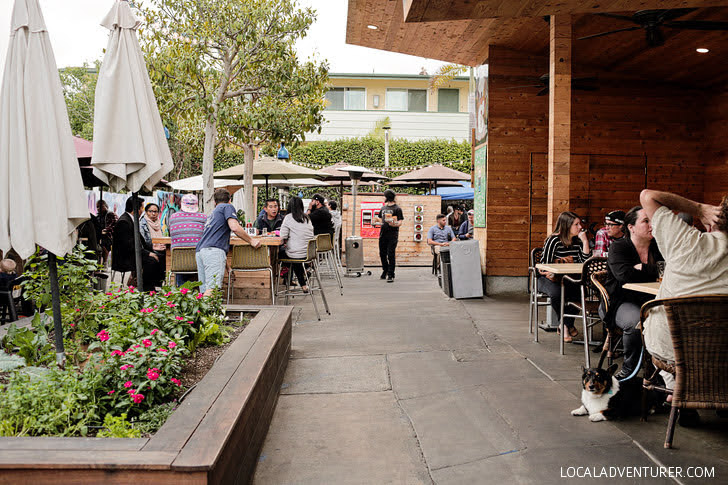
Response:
[[535, 262, 584, 354], [152, 236, 283, 304]]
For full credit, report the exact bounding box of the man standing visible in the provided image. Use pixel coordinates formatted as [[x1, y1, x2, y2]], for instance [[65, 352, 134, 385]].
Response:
[[447, 205, 464, 232], [255, 199, 283, 234], [427, 214, 456, 248], [376, 189, 404, 283], [95, 199, 117, 266], [593, 210, 626, 257], [639, 190, 728, 391], [169, 194, 207, 286], [196, 189, 261, 297], [308, 193, 334, 236], [112, 197, 160, 291], [457, 209, 475, 239]]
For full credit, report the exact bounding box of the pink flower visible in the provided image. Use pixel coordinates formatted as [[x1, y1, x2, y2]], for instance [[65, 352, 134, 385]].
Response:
[[151, 329, 159, 336], [107, 390, 115, 395], [142, 339, 152, 347], [146, 368, 160, 381], [168, 341, 177, 349], [69, 323, 75, 327], [164, 291, 172, 297], [123, 381, 133, 388], [120, 364, 134, 370], [105, 292, 113, 296], [132, 393, 145, 404], [157, 348, 168, 353], [196, 294, 204, 300], [187, 321, 194, 324], [149, 291, 156, 296], [99, 305, 105, 309], [171, 378, 181, 386], [110, 350, 123, 357], [96, 330, 110, 342], [127, 389, 136, 395], [128, 286, 135, 290], [175, 316, 184, 321], [180, 288, 189, 295], [166, 302, 176, 308], [134, 344, 141, 349], [75, 308, 80, 312]]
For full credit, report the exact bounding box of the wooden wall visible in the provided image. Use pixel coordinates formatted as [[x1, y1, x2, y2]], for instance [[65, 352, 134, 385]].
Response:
[[341, 193, 440, 266], [703, 90, 728, 205], [483, 45, 712, 278]]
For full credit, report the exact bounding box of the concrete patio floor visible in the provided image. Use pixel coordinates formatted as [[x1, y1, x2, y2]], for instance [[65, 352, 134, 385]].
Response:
[[253, 268, 728, 484]]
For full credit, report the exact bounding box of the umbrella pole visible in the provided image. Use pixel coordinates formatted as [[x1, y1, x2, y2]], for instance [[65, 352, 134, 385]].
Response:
[[48, 253, 65, 367], [265, 175, 269, 200], [132, 192, 145, 302]]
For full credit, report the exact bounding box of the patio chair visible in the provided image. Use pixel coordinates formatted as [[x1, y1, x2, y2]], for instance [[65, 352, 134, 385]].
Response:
[[563, 256, 609, 367], [431, 245, 439, 275], [316, 233, 344, 296], [640, 295, 728, 449], [168, 247, 198, 287], [591, 270, 623, 369], [228, 245, 274, 305], [528, 247, 552, 342], [277, 239, 330, 321]]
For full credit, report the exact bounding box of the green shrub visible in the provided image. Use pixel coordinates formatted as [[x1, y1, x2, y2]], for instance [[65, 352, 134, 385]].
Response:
[[97, 413, 141, 438]]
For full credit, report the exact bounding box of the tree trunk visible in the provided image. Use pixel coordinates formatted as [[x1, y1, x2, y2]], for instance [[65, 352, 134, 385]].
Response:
[[242, 143, 255, 223], [202, 118, 217, 214]]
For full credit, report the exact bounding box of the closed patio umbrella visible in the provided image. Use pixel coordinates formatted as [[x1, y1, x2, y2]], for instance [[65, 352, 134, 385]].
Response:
[[91, 0, 173, 292], [0, 0, 90, 364]]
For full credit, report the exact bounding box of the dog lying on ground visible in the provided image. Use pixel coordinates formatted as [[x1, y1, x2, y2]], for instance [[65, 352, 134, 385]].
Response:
[[571, 364, 643, 422]]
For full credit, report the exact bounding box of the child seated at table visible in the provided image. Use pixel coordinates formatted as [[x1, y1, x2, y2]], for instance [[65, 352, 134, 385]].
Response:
[[0, 258, 17, 286]]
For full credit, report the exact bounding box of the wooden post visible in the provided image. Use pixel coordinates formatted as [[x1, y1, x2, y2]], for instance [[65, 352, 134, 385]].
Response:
[[547, 15, 572, 230]]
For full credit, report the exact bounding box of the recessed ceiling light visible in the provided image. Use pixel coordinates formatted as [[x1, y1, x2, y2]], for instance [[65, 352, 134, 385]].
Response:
[[696, 48, 709, 53], [367, 25, 378, 30]]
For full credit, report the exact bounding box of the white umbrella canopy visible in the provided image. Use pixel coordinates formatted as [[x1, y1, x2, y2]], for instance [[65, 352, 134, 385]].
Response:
[[0, 0, 89, 260], [91, 0, 172, 192], [214, 156, 323, 180], [168, 175, 326, 192]]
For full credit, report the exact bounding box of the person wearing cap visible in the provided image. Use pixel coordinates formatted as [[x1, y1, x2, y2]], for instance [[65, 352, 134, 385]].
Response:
[[375, 189, 404, 282], [593, 210, 626, 257], [254, 199, 283, 234], [458, 209, 475, 240], [307, 193, 334, 236], [169, 194, 207, 286]]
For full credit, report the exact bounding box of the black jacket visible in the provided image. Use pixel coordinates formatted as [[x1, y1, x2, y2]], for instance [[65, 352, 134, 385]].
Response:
[[111, 212, 152, 272], [604, 237, 663, 323], [309, 206, 334, 236]]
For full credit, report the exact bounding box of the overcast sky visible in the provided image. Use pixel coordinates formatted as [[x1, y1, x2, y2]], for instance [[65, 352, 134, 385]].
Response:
[[0, 0, 450, 77]]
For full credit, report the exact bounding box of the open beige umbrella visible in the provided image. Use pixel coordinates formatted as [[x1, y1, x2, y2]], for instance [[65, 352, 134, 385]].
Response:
[[0, 0, 90, 363], [91, 0, 173, 293], [389, 163, 470, 194], [214, 156, 324, 198], [317, 162, 387, 202]]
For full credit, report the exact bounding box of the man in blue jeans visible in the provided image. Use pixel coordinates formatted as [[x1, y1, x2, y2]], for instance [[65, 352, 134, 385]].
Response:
[[196, 189, 260, 296]]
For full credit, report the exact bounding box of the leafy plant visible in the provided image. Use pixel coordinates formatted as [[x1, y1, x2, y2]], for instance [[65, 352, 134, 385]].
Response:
[[0, 352, 25, 372], [132, 402, 178, 435], [97, 413, 141, 438], [0, 314, 53, 367]]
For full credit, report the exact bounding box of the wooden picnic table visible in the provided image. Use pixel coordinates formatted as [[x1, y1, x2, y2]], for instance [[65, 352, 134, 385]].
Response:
[[535, 262, 584, 354]]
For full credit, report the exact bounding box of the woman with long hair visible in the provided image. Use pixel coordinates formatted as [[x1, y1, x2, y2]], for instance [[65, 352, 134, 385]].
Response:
[[603, 206, 663, 381], [279, 197, 314, 291], [538, 211, 591, 342], [139, 202, 166, 289]]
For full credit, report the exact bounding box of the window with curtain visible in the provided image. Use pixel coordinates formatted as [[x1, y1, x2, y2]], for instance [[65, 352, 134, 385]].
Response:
[[386, 89, 407, 111], [438, 88, 459, 112], [408, 89, 427, 112], [325, 87, 365, 110]]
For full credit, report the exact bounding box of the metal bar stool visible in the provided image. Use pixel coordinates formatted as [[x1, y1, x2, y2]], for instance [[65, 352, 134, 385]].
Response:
[[316, 233, 344, 295], [228, 245, 274, 305], [277, 239, 330, 320], [168, 247, 198, 287], [528, 247, 552, 342]]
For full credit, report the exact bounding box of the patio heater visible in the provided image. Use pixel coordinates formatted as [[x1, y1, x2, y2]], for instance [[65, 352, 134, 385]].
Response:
[[343, 166, 370, 277]]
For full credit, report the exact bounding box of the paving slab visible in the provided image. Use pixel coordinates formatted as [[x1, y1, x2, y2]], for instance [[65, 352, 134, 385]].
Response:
[[281, 355, 390, 394], [253, 392, 431, 485]]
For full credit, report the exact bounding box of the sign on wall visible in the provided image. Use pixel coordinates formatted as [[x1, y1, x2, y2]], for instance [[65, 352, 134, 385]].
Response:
[[474, 64, 488, 147], [474, 145, 487, 227], [473, 64, 488, 228]]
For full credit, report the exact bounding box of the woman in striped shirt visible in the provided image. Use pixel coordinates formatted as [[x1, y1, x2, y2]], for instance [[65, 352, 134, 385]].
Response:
[[538, 211, 591, 342]]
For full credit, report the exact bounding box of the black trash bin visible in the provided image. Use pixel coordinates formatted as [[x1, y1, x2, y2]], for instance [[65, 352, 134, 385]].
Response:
[[439, 247, 453, 297]]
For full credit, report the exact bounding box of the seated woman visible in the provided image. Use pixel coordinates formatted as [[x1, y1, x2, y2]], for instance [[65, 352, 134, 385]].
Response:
[[603, 206, 663, 381], [538, 211, 591, 342], [139, 203, 167, 289], [279, 197, 314, 292]]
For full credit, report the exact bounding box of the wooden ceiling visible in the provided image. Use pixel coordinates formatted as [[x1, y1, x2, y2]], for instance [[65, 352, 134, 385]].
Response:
[[346, 0, 728, 88], [403, 0, 728, 22]]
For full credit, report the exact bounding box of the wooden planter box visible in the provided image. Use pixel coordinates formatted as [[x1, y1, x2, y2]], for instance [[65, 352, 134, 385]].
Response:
[[0, 306, 292, 485]]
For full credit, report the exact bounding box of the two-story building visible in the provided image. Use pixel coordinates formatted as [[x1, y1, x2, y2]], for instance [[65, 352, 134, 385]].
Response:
[[307, 73, 471, 141]]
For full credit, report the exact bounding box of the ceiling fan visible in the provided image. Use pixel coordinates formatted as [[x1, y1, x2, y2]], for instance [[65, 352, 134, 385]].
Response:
[[578, 8, 728, 47], [505, 74, 598, 96]]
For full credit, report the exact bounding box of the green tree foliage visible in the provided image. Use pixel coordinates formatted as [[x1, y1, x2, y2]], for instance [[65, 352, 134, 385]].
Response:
[[59, 63, 99, 141], [139, 0, 329, 217]]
